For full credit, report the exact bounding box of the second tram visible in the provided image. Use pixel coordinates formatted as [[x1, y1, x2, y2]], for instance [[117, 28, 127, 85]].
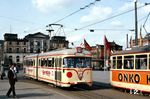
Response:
[[23, 47, 92, 87], [110, 45, 150, 94]]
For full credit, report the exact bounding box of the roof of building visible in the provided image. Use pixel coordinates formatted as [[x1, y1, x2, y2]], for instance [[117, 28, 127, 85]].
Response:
[[24, 32, 49, 39], [112, 44, 150, 55]]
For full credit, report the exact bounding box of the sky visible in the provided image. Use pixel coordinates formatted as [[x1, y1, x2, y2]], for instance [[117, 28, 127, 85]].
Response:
[[0, 0, 150, 49]]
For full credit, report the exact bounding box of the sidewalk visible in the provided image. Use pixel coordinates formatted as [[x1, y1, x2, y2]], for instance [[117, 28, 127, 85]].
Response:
[[0, 71, 71, 99], [0, 79, 73, 99], [0, 71, 110, 99]]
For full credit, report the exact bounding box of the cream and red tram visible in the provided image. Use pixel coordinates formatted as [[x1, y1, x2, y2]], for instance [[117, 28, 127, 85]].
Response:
[[110, 45, 150, 94], [23, 47, 92, 87]]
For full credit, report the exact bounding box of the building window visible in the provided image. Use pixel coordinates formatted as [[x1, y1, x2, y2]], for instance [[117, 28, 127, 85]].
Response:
[[24, 41, 26, 45], [16, 56, 20, 62], [16, 48, 20, 53], [30, 42, 33, 46], [37, 42, 40, 46], [9, 41, 12, 45], [44, 42, 47, 46], [9, 48, 12, 53], [9, 56, 12, 64], [37, 48, 40, 53], [16, 41, 19, 45], [30, 48, 33, 53], [24, 48, 26, 53]]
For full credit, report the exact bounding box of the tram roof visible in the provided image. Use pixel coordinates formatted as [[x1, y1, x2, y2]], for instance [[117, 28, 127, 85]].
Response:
[[112, 44, 150, 55], [25, 48, 91, 58], [39, 48, 91, 57]]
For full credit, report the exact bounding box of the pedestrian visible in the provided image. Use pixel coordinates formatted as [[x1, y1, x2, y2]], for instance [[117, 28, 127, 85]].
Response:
[[6, 64, 17, 98], [13, 64, 18, 82], [13, 63, 19, 74]]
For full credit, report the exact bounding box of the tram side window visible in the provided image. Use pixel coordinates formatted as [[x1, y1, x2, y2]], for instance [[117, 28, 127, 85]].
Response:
[[135, 55, 147, 69], [44, 58, 48, 67], [117, 56, 122, 69], [41, 58, 45, 66], [30, 60, 33, 66], [124, 56, 134, 69], [48, 58, 52, 67], [52, 58, 54, 67], [112, 57, 116, 69], [43, 58, 48, 67]]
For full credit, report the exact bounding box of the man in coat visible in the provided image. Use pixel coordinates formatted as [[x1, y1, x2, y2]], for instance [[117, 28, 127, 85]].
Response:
[[6, 64, 17, 98]]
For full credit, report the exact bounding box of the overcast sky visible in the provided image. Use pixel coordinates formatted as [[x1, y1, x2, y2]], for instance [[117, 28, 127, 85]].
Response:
[[0, 0, 150, 49]]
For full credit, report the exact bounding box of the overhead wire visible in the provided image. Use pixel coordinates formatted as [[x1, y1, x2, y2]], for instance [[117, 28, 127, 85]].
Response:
[[75, 3, 149, 31], [52, 0, 101, 24], [27, 0, 101, 33]]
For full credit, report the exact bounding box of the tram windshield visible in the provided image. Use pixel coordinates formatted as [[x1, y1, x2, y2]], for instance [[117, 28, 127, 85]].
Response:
[[63, 57, 91, 68]]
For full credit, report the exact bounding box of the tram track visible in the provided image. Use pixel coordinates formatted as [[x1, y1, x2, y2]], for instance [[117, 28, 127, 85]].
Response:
[[18, 77, 150, 99], [20, 77, 112, 99], [66, 88, 112, 99]]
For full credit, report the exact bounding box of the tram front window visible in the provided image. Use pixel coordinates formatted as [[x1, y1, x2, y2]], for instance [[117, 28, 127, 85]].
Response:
[[63, 57, 91, 68]]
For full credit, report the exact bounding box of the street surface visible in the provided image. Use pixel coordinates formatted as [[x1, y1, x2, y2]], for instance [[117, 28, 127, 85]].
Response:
[[0, 70, 149, 99]]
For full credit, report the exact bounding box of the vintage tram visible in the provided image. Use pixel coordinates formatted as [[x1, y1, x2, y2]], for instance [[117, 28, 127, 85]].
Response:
[[110, 45, 150, 94], [23, 47, 92, 87]]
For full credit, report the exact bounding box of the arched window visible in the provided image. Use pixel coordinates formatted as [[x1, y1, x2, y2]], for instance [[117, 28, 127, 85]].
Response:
[[24, 48, 26, 53], [16, 56, 20, 62], [9, 56, 12, 64], [9, 48, 12, 53], [16, 48, 19, 53]]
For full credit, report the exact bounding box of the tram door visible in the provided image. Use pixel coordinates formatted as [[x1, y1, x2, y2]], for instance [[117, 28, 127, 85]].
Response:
[[54, 57, 62, 85]]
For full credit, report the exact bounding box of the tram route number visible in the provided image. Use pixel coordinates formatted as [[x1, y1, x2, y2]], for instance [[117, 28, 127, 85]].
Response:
[[118, 73, 150, 84]]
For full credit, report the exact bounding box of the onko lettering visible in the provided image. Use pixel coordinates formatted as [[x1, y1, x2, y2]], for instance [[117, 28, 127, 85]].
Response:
[[118, 73, 140, 83]]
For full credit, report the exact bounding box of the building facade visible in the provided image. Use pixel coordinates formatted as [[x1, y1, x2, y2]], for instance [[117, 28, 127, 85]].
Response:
[[2, 32, 69, 69], [24, 32, 50, 53], [49, 36, 69, 50], [130, 33, 150, 47], [91, 41, 122, 70], [3, 33, 28, 68]]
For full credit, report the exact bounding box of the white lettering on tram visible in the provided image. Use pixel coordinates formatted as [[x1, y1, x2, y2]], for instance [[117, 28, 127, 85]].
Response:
[[118, 73, 140, 83]]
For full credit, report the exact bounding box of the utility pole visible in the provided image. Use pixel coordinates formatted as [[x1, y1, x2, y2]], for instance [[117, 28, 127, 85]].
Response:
[[134, 0, 138, 46], [126, 34, 129, 48]]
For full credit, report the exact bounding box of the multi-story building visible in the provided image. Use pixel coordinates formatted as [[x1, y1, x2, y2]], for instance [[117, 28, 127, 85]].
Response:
[[2, 32, 69, 69], [24, 32, 50, 53], [3, 33, 28, 68], [24, 32, 69, 53]]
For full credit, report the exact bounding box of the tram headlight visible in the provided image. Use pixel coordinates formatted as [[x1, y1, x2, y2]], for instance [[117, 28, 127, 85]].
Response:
[[66, 72, 72, 78]]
